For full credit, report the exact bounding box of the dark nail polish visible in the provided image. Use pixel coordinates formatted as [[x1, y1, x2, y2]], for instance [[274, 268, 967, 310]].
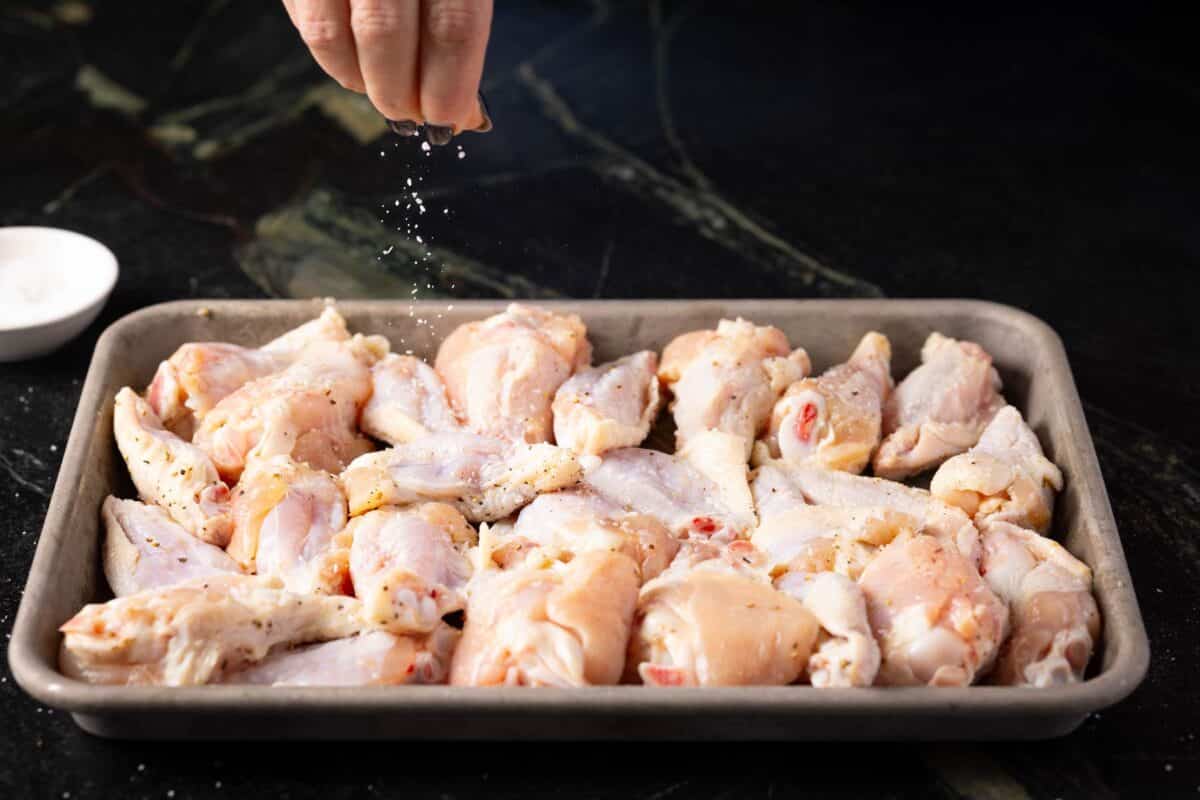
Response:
[[424, 124, 455, 146], [388, 119, 420, 137], [474, 91, 494, 133]]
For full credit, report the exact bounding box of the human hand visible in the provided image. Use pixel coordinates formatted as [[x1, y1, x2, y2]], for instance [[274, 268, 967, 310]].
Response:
[[283, 0, 492, 142]]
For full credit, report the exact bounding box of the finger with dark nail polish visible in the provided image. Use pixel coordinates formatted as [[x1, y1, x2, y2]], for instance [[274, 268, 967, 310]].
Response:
[[424, 124, 455, 146], [388, 119, 420, 137], [474, 91, 493, 133]]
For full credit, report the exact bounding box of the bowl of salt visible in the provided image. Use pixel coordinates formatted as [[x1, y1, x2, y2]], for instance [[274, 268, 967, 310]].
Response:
[[0, 227, 118, 362]]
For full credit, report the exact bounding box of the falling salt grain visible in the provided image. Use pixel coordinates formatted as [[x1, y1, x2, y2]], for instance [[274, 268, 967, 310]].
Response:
[[457, 151, 466, 159], [415, 236, 423, 244], [421, 141, 431, 152], [406, 178, 413, 187]]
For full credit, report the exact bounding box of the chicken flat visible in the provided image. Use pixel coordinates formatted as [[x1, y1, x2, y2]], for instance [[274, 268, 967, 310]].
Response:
[[931, 405, 1063, 534], [340, 431, 582, 523], [873, 332, 1005, 479], [659, 318, 810, 457], [112, 387, 234, 546], [436, 303, 591, 443], [757, 331, 893, 474], [360, 353, 462, 445], [551, 351, 661, 455], [339, 504, 474, 634], [145, 307, 350, 439], [102, 496, 242, 597], [59, 575, 364, 686]]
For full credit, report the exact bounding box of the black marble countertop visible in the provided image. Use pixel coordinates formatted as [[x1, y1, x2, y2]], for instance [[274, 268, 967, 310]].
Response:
[[2, 1, 1198, 796]]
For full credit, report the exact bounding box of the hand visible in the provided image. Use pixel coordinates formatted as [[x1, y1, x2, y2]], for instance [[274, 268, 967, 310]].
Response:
[[283, 0, 492, 136]]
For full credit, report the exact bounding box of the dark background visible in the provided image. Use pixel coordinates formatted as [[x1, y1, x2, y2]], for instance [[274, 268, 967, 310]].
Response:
[[2, 1, 1198, 796]]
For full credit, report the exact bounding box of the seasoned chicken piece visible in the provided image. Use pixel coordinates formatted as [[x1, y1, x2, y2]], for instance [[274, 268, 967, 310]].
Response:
[[194, 339, 380, 482], [224, 626, 460, 686], [582, 430, 756, 540], [753, 501, 918, 580], [146, 307, 350, 438], [59, 575, 363, 686], [498, 489, 680, 582], [227, 455, 350, 595], [450, 551, 640, 686], [551, 351, 662, 455], [340, 431, 582, 523], [774, 571, 881, 688], [873, 332, 1005, 480], [859, 534, 1008, 687], [766, 463, 980, 566], [113, 387, 234, 546], [338, 504, 474, 634], [979, 521, 1099, 687], [102, 497, 242, 597], [629, 557, 819, 686], [435, 303, 591, 443], [360, 354, 462, 445], [659, 318, 810, 456], [757, 332, 893, 474], [931, 406, 1064, 534]]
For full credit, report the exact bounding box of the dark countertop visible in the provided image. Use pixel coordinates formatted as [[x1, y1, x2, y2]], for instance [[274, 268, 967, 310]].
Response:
[[2, 1, 1197, 796]]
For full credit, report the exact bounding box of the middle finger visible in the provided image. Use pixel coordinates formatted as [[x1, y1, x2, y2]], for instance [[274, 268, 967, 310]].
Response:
[[350, 0, 422, 122]]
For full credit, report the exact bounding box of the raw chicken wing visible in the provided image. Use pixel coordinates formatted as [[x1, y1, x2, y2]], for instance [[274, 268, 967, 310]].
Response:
[[102, 496, 242, 597], [435, 303, 591, 443], [858, 534, 1008, 687], [225, 626, 460, 686], [629, 557, 819, 686], [551, 351, 661, 455], [450, 550, 640, 686], [499, 489, 680, 582], [757, 331, 893, 474], [979, 520, 1099, 687], [767, 463, 980, 566], [873, 332, 1005, 479], [774, 571, 881, 688], [113, 387, 234, 546], [227, 455, 350, 595], [146, 306, 350, 438], [340, 431, 582, 523], [659, 318, 810, 456], [360, 353, 462, 445], [931, 405, 1063, 534], [59, 575, 363, 686], [194, 339, 381, 482], [582, 430, 756, 540], [340, 504, 474, 634]]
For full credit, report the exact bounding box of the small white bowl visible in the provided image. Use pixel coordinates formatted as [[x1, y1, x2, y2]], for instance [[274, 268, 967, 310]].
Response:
[[0, 227, 119, 362]]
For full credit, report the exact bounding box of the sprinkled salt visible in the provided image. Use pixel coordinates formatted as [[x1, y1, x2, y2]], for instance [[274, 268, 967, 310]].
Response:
[[421, 141, 431, 152]]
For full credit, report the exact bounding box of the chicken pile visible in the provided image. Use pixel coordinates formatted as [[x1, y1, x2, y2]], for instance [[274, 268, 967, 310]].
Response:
[[60, 304, 1100, 690]]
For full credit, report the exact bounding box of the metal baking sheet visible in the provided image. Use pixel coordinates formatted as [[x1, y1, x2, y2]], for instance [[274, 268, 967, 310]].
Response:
[[7, 299, 1150, 740]]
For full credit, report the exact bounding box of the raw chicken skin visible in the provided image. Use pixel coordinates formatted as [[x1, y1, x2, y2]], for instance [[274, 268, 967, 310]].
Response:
[[227, 455, 350, 595], [500, 489, 680, 582], [873, 332, 1005, 479], [551, 351, 662, 455], [774, 571, 881, 688], [581, 430, 757, 540], [768, 463, 981, 566], [858, 534, 1008, 687], [435, 303, 591, 443], [629, 558, 819, 686], [931, 405, 1064, 534], [102, 497, 242, 597], [450, 551, 640, 686], [194, 339, 381, 482], [59, 575, 363, 686], [145, 307, 350, 438], [339, 504, 474, 634], [224, 626, 460, 686], [112, 387, 234, 546], [360, 354, 462, 445], [659, 318, 810, 456], [979, 521, 1099, 687], [758, 332, 893, 474], [753, 502, 919, 581], [340, 431, 582, 523]]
